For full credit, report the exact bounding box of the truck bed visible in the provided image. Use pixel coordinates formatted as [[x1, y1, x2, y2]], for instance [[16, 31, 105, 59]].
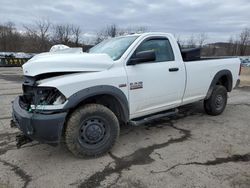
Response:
[[180, 47, 235, 62]]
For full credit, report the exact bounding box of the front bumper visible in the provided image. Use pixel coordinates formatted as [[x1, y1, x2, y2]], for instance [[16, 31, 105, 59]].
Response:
[[12, 96, 67, 144]]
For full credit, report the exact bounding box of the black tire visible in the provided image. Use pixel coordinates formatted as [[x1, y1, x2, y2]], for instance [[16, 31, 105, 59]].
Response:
[[65, 104, 120, 158], [204, 85, 228, 116]]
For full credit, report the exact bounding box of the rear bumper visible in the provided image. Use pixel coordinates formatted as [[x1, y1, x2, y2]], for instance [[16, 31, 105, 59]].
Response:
[[12, 96, 67, 144], [235, 79, 240, 88]]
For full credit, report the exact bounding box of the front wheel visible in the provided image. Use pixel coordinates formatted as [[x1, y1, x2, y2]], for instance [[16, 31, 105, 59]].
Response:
[[65, 104, 120, 158], [204, 85, 228, 116]]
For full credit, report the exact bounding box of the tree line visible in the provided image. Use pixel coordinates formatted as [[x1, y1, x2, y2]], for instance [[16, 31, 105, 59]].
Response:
[[0, 21, 148, 53], [0, 20, 87, 53], [176, 29, 250, 56], [0, 20, 249, 56]]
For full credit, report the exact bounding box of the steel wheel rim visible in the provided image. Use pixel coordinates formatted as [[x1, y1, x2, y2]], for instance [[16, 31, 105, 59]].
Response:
[[215, 94, 224, 110], [78, 117, 110, 148]]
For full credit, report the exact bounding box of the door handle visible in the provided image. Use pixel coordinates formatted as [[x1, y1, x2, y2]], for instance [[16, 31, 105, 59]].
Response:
[[169, 68, 179, 72]]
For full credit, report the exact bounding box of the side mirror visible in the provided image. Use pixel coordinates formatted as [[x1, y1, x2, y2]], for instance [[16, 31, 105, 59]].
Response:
[[128, 50, 156, 65]]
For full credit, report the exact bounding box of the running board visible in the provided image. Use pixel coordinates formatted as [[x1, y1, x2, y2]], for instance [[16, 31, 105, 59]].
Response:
[[129, 109, 178, 126]]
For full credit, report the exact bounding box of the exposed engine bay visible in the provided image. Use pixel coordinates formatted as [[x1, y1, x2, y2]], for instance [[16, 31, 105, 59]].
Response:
[[20, 76, 66, 112]]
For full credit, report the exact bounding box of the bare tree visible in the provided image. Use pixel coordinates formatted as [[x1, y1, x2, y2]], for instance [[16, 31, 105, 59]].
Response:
[[105, 24, 118, 38], [238, 28, 250, 56], [134, 26, 148, 33], [223, 28, 250, 56], [186, 34, 196, 48], [197, 33, 208, 47], [0, 20, 87, 53], [95, 24, 148, 44], [120, 26, 148, 35], [95, 31, 105, 44], [0, 22, 13, 51], [36, 20, 51, 49], [71, 25, 81, 46], [24, 19, 51, 52], [94, 24, 119, 44], [173, 34, 184, 47], [226, 36, 235, 56], [53, 24, 72, 45], [53, 24, 83, 46], [0, 22, 23, 52]]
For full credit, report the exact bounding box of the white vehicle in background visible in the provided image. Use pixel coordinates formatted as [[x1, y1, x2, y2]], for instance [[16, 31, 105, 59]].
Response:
[[12, 32, 241, 157], [240, 57, 250, 67]]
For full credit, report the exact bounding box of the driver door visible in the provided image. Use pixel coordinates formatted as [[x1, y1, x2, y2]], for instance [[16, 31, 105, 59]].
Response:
[[125, 37, 186, 119]]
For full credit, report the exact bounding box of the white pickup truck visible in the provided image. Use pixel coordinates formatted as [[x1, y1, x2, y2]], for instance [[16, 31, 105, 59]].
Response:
[[12, 32, 241, 157]]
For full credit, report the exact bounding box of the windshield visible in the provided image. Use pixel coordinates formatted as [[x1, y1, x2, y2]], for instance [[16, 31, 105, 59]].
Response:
[[89, 36, 138, 60]]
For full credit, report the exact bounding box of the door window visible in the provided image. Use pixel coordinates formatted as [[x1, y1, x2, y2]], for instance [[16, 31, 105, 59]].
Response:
[[136, 38, 174, 62]]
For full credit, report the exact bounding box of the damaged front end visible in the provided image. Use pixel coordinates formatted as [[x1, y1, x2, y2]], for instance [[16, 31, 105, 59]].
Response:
[[11, 76, 68, 148], [21, 76, 66, 111]]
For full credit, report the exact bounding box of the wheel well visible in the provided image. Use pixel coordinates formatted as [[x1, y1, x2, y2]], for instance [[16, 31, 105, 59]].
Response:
[[206, 70, 233, 99], [71, 94, 126, 124], [216, 75, 231, 91]]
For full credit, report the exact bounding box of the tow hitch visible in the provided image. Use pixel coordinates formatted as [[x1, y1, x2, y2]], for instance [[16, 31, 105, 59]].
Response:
[[16, 134, 32, 148]]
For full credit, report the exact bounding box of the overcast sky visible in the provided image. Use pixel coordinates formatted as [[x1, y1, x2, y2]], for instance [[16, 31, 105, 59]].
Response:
[[1, 0, 250, 43]]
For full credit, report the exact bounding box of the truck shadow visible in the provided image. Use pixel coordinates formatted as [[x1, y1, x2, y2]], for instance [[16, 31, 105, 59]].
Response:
[[1, 101, 205, 159], [120, 101, 205, 134]]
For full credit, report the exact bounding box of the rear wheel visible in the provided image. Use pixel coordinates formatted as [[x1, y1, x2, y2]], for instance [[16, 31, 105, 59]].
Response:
[[204, 85, 228, 116], [65, 104, 120, 158]]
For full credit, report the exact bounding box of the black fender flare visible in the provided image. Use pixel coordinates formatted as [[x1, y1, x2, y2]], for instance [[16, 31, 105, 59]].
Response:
[[205, 69, 233, 99], [63, 85, 129, 122]]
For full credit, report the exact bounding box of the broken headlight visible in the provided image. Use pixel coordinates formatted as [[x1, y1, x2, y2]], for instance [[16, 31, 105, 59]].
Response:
[[35, 87, 66, 105]]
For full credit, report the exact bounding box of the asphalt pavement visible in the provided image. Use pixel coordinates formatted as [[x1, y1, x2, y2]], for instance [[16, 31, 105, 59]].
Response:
[[0, 67, 250, 188]]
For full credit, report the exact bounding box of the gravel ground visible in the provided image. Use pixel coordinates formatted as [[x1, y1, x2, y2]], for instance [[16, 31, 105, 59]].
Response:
[[241, 67, 250, 85], [0, 67, 250, 188]]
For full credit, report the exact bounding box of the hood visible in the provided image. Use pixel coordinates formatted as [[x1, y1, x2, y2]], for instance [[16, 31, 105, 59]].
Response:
[[22, 49, 114, 77]]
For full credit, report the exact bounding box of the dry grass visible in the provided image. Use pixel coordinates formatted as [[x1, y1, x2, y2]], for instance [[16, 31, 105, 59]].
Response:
[[240, 67, 250, 86]]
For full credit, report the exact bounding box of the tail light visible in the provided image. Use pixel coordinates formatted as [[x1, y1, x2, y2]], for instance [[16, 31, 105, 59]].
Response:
[[239, 64, 242, 75]]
